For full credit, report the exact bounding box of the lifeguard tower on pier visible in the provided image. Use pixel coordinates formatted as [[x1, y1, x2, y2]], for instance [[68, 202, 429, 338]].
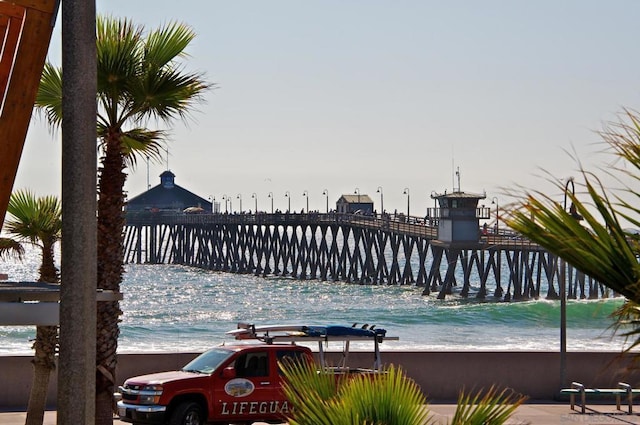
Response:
[[427, 169, 493, 298], [430, 189, 490, 247]]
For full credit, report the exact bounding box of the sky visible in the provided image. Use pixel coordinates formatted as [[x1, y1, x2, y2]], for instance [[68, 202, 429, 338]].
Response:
[[14, 0, 640, 216]]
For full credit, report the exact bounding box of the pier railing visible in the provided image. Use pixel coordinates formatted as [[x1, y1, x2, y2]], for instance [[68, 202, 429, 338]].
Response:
[[125, 211, 537, 249], [124, 211, 439, 235]]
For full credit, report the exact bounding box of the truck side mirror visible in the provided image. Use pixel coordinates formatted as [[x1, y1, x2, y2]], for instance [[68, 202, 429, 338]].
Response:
[[222, 367, 236, 379]]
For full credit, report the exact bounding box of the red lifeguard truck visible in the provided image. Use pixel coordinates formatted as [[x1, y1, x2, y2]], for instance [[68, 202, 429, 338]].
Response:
[[117, 323, 396, 425]]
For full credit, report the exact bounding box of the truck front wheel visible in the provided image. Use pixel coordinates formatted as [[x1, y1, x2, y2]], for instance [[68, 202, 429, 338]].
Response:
[[169, 401, 205, 425]]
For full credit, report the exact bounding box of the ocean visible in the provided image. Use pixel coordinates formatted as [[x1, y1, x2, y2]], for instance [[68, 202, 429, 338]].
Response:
[[0, 245, 629, 355]]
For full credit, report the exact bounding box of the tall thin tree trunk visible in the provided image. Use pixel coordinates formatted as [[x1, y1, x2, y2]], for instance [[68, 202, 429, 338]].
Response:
[[25, 243, 59, 425], [38, 240, 58, 283], [95, 135, 126, 425], [25, 326, 57, 425]]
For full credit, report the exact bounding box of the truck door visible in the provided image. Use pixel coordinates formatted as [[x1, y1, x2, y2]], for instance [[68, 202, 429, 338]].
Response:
[[214, 350, 286, 422]]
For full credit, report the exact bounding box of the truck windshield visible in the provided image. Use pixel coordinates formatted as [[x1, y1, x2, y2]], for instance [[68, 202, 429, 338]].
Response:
[[182, 347, 235, 374]]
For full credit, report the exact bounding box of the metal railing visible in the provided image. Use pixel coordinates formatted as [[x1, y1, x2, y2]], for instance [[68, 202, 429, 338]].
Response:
[[124, 210, 538, 248]]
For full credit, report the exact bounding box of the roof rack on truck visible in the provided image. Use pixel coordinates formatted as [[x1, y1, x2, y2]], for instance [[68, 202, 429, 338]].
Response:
[[226, 322, 399, 371]]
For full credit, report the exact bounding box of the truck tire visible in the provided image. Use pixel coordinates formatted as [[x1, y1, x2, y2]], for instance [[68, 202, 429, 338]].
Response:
[[169, 401, 205, 425]]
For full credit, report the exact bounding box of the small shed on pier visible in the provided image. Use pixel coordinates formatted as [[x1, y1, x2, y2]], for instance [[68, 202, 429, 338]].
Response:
[[336, 194, 374, 214], [126, 170, 212, 213], [431, 190, 488, 244]]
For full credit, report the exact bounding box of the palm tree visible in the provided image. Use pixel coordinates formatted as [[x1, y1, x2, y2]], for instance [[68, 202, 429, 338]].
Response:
[[507, 108, 640, 351], [4, 189, 61, 425], [35, 16, 210, 423]]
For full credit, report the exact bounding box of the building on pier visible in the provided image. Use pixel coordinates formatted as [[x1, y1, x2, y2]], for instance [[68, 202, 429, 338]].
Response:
[[336, 194, 374, 214], [126, 170, 212, 214], [430, 190, 489, 245]]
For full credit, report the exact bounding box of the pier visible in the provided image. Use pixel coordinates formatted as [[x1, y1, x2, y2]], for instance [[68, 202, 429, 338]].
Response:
[[123, 211, 608, 301]]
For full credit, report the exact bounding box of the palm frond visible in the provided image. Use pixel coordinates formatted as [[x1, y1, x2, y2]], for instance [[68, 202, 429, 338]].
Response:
[[280, 359, 433, 425], [34, 62, 63, 127], [450, 386, 527, 425], [120, 129, 165, 169], [611, 301, 640, 352], [508, 181, 639, 299], [280, 357, 341, 425], [131, 66, 209, 123], [96, 125, 165, 169], [5, 190, 62, 247], [599, 108, 640, 175], [0, 237, 24, 261], [96, 15, 144, 124], [338, 365, 432, 425], [144, 21, 196, 68], [507, 108, 640, 356]]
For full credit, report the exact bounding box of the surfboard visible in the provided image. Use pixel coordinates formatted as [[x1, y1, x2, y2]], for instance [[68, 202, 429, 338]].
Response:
[[226, 324, 309, 338], [226, 323, 388, 340]]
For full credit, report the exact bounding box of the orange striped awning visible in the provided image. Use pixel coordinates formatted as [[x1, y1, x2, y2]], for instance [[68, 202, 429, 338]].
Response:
[[0, 0, 59, 227]]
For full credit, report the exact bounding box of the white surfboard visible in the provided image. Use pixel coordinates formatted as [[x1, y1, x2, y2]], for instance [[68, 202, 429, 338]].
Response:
[[226, 324, 309, 338]]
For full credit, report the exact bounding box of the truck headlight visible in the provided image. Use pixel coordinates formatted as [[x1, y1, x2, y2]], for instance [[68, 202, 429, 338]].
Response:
[[130, 385, 163, 405]]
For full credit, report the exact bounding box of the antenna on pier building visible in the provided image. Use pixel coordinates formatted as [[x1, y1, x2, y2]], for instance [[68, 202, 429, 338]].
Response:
[[146, 156, 150, 190], [454, 166, 461, 193], [164, 147, 170, 170]]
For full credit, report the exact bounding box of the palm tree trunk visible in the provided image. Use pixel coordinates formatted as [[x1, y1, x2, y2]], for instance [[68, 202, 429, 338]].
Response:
[[95, 134, 126, 425], [25, 243, 60, 425], [38, 239, 58, 283], [25, 325, 57, 425]]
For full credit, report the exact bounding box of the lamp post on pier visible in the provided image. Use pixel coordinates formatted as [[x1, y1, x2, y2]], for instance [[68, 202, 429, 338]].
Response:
[[222, 195, 229, 213], [354, 187, 360, 204], [560, 177, 576, 388], [251, 193, 257, 213], [208, 195, 215, 213], [268, 192, 274, 213], [430, 190, 438, 225], [285, 191, 290, 212], [403, 188, 410, 218], [237, 193, 242, 214], [302, 190, 309, 213], [376, 186, 384, 215], [491, 197, 499, 234], [322, 189, 329, 213]]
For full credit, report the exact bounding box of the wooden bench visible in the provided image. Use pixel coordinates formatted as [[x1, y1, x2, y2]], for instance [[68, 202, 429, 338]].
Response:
[[560, 382, 640, 414]]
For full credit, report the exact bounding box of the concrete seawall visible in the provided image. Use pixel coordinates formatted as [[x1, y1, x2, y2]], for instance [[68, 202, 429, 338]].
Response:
[[2, 351, 638, 410]]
